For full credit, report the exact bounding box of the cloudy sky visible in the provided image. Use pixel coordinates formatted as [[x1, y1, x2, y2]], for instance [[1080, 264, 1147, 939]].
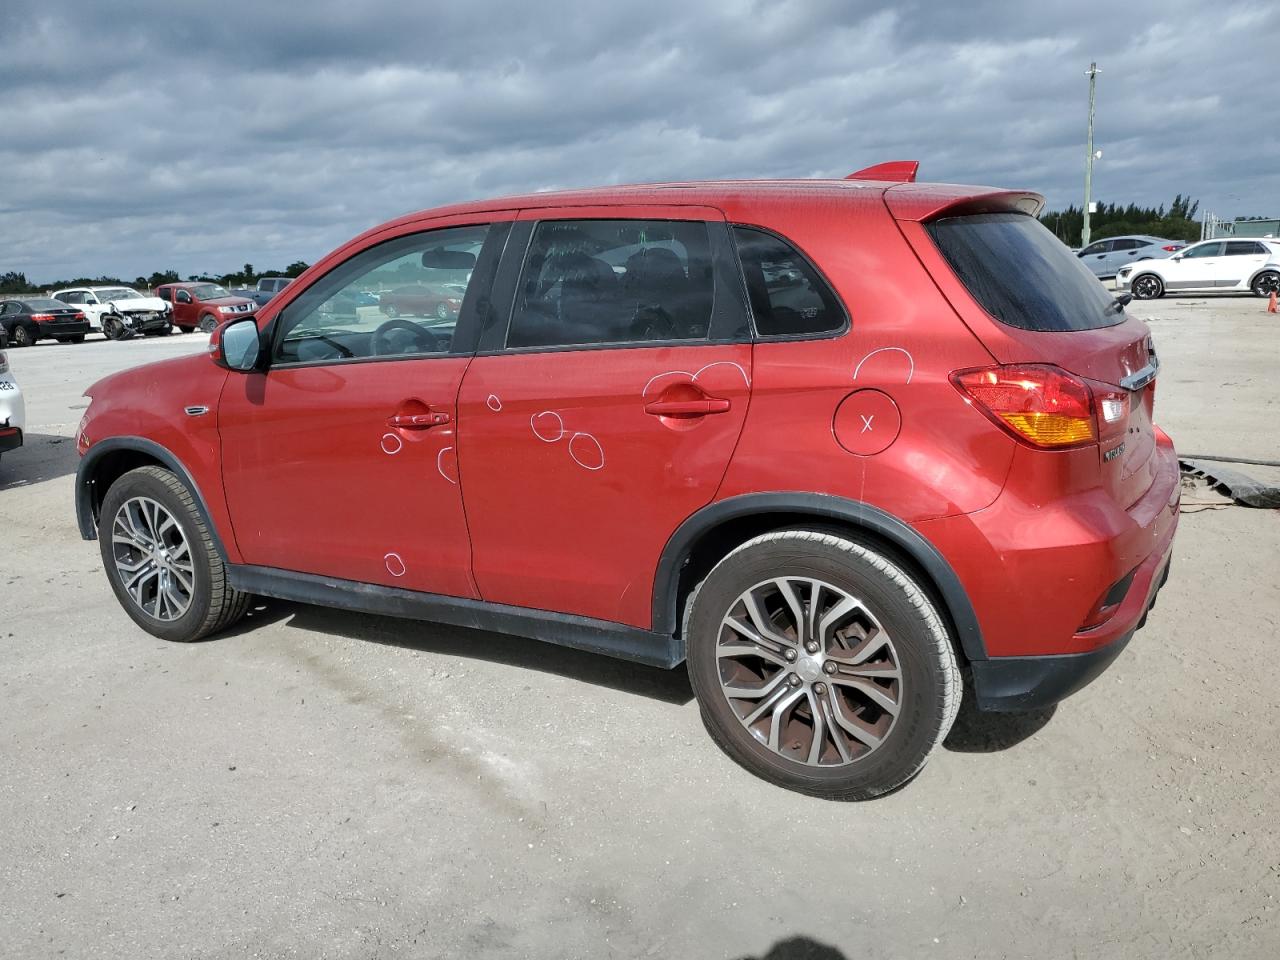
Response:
[[1, 0, 1275, 283]]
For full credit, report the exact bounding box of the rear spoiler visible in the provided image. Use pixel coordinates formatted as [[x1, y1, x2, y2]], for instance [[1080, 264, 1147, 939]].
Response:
[[845, 161, 920, 183], [883, 183, 1044, 222]]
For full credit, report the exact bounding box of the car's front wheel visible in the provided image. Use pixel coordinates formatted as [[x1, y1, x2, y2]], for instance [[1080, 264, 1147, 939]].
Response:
[[686, 530, 961, 800], [1131, 273, 1164, 300], [1251, 271, 1280, 298], [198, 314, 218, 334], [99, 466, 251, 643]]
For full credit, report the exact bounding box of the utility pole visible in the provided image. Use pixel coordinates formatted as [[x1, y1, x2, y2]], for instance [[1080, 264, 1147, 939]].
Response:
[[1082, 62, 1100, 247]]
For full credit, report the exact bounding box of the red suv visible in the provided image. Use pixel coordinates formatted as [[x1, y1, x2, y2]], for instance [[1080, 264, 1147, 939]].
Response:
[[74, 166, 1178, 799], [155, 282, 258, 333]]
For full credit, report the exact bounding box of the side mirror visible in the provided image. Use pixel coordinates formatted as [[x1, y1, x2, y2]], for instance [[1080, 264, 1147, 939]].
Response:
[[211, 318, 263, 372]]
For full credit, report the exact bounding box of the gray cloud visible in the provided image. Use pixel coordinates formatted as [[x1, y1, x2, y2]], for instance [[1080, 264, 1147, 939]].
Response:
[[0, 0, 1274, 282]]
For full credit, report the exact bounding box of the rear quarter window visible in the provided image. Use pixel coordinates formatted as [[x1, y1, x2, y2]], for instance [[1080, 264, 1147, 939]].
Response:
[[928, 213, 1121, 332]]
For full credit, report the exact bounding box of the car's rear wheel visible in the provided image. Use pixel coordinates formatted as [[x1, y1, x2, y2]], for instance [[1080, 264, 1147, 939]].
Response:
[[198, 314, 217, 334], [70, 334, 85, 343], [1132, 274, 1164, 300], [685, 530, 961, 801], [11, 323, 35, 347], [99, 466, 251, 643], [1251, 271, 1280, 298], [436, 303, 450, 320], [149, 325, 172, 336]]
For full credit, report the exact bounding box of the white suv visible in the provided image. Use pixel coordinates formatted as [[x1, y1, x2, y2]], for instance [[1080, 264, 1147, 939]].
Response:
[[1117, 238, 1280, 299], [0, 340, 25, 466]]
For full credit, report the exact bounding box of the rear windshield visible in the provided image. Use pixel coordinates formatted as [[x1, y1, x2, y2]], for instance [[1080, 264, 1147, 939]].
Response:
[[928, 213, 1121, 331]]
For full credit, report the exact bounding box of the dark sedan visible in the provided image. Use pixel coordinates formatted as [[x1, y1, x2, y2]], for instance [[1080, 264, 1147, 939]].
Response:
[[0, 298, 90, 347]]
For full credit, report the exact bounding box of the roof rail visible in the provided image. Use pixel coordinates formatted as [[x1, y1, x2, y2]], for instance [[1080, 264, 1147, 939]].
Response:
[[845, 161, 919, 183]]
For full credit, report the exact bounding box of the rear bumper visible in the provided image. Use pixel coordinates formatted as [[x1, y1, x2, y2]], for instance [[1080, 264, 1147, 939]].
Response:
[[36, 321, 90, 337], [971, 549, 1172, 711]]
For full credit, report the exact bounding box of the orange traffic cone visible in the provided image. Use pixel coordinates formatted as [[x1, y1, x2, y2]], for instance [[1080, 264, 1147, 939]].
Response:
[[1270, 291, 1278, 314]]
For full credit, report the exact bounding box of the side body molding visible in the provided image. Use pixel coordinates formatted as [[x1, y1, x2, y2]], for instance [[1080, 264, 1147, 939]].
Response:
[[651, 492, 987, 663]]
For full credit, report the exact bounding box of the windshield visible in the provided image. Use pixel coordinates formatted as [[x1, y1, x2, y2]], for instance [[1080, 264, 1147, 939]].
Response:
[[927, 213, 1122, 332], [192, 284, 231, 300], [95, 288, 144, 300]]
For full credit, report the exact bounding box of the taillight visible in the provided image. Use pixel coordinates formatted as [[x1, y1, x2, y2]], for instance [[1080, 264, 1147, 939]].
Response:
[[1161, 244, 1181, 252], [30, 313, 54, 322], [1093, 386, 1130, 443], [951, 364, 1096, 448], [74, 311, 86, 320]]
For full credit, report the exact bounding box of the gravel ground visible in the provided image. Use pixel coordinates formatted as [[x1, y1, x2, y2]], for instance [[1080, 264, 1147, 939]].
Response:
[[2, 299, 1278, 960]]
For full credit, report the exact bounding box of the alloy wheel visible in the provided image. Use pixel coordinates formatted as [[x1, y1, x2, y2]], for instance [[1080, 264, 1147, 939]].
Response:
[[1134, 275, 1161, 299], [716, 577, 902, 767], [1254, 273, 1280, 297], [110, 496, 195, 621]]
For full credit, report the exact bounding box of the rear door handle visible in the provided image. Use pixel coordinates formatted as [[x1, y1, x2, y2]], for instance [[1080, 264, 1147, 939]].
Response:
[[644, 398, 731, 417], [388, 411, 451, 429]]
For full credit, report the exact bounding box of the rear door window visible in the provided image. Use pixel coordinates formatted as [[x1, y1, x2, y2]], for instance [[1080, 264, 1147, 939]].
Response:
[[507, 219, 714, 349], [1225, 241, 1264, 256], [928, 213, 1121, 332]]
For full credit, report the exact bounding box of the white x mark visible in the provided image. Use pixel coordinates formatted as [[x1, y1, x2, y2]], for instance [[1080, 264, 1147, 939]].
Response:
[[860, 414, 875, 433]]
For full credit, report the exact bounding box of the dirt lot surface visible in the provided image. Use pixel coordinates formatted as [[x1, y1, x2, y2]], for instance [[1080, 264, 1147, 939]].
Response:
[[2, 299, 1278, 959]]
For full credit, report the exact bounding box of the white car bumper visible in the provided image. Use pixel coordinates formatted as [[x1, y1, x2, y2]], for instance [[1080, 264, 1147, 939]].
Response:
[[0, 355, 25, 457]]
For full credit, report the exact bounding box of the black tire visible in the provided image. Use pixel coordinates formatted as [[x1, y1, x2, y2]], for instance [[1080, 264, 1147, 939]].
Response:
[[1251, 271, 1280, 298], [1131, 273, 1164, 300], [11, 323, 36, 347], [70, 334, 86, 344], [176, 326, 193, 334], [103, 315, 125, 340], [98, 466, 251, 643], [153, 324, 172, 336], [685, 530, 961, 801], [198, 313, 217, 334]]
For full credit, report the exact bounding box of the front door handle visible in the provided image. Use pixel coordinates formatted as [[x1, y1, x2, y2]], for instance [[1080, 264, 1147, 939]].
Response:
[[644, 397, 731, 417], [388, 411, 451, 429]]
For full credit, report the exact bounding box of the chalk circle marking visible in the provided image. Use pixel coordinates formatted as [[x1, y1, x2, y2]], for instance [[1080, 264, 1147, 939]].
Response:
[[486, 394, 503, 412], [384, 552, 407, 577], [568, 432, 605, 471], [531, 410, 566, 442], [437, 446, 458, 484], [380, 433, 403, 455], [853, 347, 914, 385]]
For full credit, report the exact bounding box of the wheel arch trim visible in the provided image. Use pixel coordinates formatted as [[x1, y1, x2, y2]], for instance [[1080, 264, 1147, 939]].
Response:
[[75, 436, 230, 562], [652, 492, 987, 663]]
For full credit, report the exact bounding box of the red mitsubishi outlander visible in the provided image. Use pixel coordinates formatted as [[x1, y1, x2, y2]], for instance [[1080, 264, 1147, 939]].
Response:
[[74, 163, 1178, 799]]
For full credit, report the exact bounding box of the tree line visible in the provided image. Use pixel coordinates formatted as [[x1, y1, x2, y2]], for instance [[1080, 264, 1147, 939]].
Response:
[[0, 260, 311, 296], [1040, 194, 1204, 246]]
